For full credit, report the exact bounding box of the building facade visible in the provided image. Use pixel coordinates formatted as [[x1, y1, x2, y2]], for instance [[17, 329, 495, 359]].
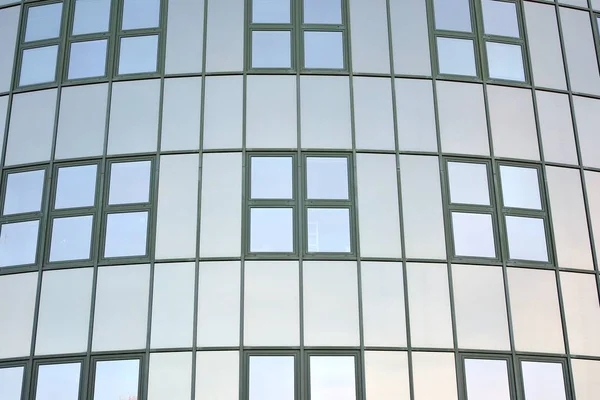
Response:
[[1, 0, 600, 399]]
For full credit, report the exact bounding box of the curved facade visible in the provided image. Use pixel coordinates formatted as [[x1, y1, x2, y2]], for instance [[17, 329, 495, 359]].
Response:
[[1, 0, 600, 399]]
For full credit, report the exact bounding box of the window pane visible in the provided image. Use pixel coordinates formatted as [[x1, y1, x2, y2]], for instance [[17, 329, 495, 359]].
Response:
[[452, 212, 496, 258], [505, 216, 548, 262], [68, 40, 108, 79], [447, 162, 489, 205], [252, 0, 290, 23], [49, 216, 93, 262], [437, 38, 476, 76], [0, 366, 24, 400], [118, 35, 159, 75], [73, 0, 111, 35], [0, 220, 39, 267], [20, 45, 58, 86], [109, 161, 151, 205], [434, 0, 472, 32], [252, 31, 291, 68], [304, 0, 342, 24], [307, 208, 351, 253], [464, 359, 511, 400], [500, 166, 541, 210], [487, 42, 525, 81], [250, 208, 294, 252], [36, 363, 81, 400], [122, 0, 160, 29], [251, 157, 293, 199], [104, 212, 149, 258], [307, 157, 348, 199], [25, 3, 63, 42], [482, 0, 519, 38], [521, 361, 567, 400], [55, 165, 97, 209], [93, 359, 139, 400], [304, 31, 344, 69], [249, 356, 295, 400], [3, 169, 45, 215], [310, 356, 356, 400]]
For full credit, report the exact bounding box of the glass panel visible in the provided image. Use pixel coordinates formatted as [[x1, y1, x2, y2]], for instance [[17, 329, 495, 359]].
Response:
[[249, 356, 295, 400], [0, 366, 24, 400], [251, 157, 293, 199], [68, 39, 108, 79], [464, 359, 511, 400], [25, 3, 63, 42], [447, 162, 489, 205], [306, 157, 348, 199], [437, 38, 476, 76], [0, 220, 39, 267], [521, 361, 567, 400], [487, 42, 525, 81], [505, 216, 548, 262], [20, 45, 58, 86], [304, 0, 342, 24], [73, 0, 111, 35], [250, 208, 294, 252], [122, 0, 160, 29], [55, 165, 97, 209], [118, 35, 159, 75], [434, 0, 472, 32], [108, 161, 151, 205], [500, 166, 541, 210], [482, 0, 519, 38], [452, 212, 496, 258], [252, 31, 291, 68], [307, 208, 351, 253], [36, 363, 81, 400], [304, 31, 344, 69], [310, 356, 356, 400], [252, 0, 290, 23], [93, 359, 139, 400], [3, 169, 45, 215], [49, 215, 93, 262], [104, 212, 149, 258]]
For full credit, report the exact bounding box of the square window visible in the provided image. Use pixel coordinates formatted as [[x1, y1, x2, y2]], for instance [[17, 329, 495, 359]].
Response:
[[304, 0, 342, 24], [252, 31, 292, 69], [35, 363, 81, 400], [307, 208, 351, 253], [3, 169, 45, 215], [306, 157, 348, 200], [250, 208, 294, 253], [68, 39, 108, 79], [0, 366, 24, 400], [252, 0, 290, 23], [104, 212, 149, 258], [447, 162, 489, 205], [251, 157, 293, 199], [93, 359, 139, 400], [25, 3, 63, 42], [0, 220, 39, 267], [49, 215, 93, 262], [108, 161, 151, 205], [505, 216, 548, 262], [464, 358, 511, 400], [118, 35, 159, 75], [521, 361, 567, 400], [309, 356, 356, 400], [122, 0, 160, 30], [249, 356, 295, 400], [304, 31, 344, 69], [20, 45, 58, 86], [433, 0, 472, 32], [482, 0, 519, 38], [486, 42, 525, 82], [452, 212, 496, 258], [499, 166, 541, 210], [72, 0, 111, 35], [437, 38, 476, 76], [55, 165, 97, 209]]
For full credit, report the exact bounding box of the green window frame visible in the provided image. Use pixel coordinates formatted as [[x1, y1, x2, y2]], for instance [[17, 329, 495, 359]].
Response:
[[0, 361, 26, 400], [31, 358, 85, 400], [460, 354, 517, 400], [89, 355, 144, 400]]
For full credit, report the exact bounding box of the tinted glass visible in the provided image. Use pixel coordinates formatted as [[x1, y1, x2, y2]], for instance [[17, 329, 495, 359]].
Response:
[[72, 0, 111, 35], [437, 38, 476, 76], [482, 0, 519, 38], [310, 356, 356, 400], [36, 363, 81, 400], [20, 45, 58, 86], [464, 358, 511, 400], [0, 220, 39, 267], [118, 35, 159, 74], [250, 208, 294, 252], [3, 169, 45, 215], [304, 32, 344, 69], [25, 3, 63, 42], [104, 212, 148, 258], [251, 157, 293, 199], [487, 42, 525, 81], [307, 208, 351, 253], [434, 0, 472, 32], [521, 361, 567, 400], [447, 162, 489, 205], [55, 165, 97, 209], [122, 0, 160, 29], [306, 157, 348, 199], [304, 0, 342, 24], [249, 356, 295, 400], [93, 359, 139, 400], [49, 216, 93, 262], [452, 212, 496, 258], [505, 216, 548, 262], [108, 161, 151, 205], [253, 0, 290, 23], [68, 39, 108, 79], [500, 166, 541, 210], [0, 366, 24, 400], [252, 31, 291, 68]]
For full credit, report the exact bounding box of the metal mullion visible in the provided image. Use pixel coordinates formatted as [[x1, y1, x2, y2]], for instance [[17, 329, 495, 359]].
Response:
[[20, 38, 61, 50]]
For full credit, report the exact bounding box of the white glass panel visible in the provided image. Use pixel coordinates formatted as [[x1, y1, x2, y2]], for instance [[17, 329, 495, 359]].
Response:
[[36, 363, 80, 400], [487, 42, 525, 81], [304, 32, 344, 69], [307, 157, 348, 199], [73, 0, 111, 34], [251, 157, 293, 199], [310, 356, 356, 400], [464, 359, 511, 400], [0, 366, 23, 400], [68, 39, 107, 79], [118, 35, 158, 74], [412, 353, 458, 400], [437, 38, 476, 76], [447, 162, 489, 205], [109, 161, 151, 205], [251, 31, 291, 68], [249, 356, 295, 400], [364, 351, 410, 400], [196, 351, 239, 400], [482, 0, 519, 38], [250, 208, 294, 252], [522, 361, 567, 400], [3, 169, 45, 215], [104, 212, 148, 258], [122, 0, 160, 29], [434, 0, 472, 32], [500, 166, 541, 210], [94, 360, 139, 400], [20, 46, 58, 86], [148, 352, 193, 400], [304, 0, 341, 24], [505, 216, 548, 262], [55, 165, 97, 209], [252, 0, 290, 23], [307, 208, 351, 253], [452, 213, 496, 257], [49, 216, 93, 262], [0, 220, 39, 267], [25, 3, 62, 42]]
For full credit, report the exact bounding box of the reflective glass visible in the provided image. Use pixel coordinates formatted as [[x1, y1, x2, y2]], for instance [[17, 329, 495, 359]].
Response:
[[55, 165, 97, 209], [108, 161, 151, 205], [252, 0, 290, 23], [307, 208, 351, 253], [310, 356, 356, 400], [3, 169, 45, 215], [252, 31, 291, 68], [500, 166, 541, 210], [452, 212, 496, 258], [0, 366, 24, 400], [25, 3, 63, 42], [118, 35, 159, 75], [482, 0, 519, 38], [20, 45, 58, 86], [522, 362, 567, 400], [104, 212, 148, 258], [434, 0, 472, 32], [36, 363, 81, 400], [68, 40, 108, 79], [72, 0, 111, 35], [487, 42, 525, 81], [122, 0, 160, 29], [304, 32, 344, 69], [447, 162, 489, 205], [464, 359, 511, 400], [306, 157, 348, 199], [437, 38, 476, 76], [250, 208, 294, 252], [0, 220, 39, 267], [251, 157, 293, 199], [93, 359, 139, 400], [49, 216, 93, 262], [304, 0, 342, 24], [249, 356, 295, 400], [505, 216, 548, 262]]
